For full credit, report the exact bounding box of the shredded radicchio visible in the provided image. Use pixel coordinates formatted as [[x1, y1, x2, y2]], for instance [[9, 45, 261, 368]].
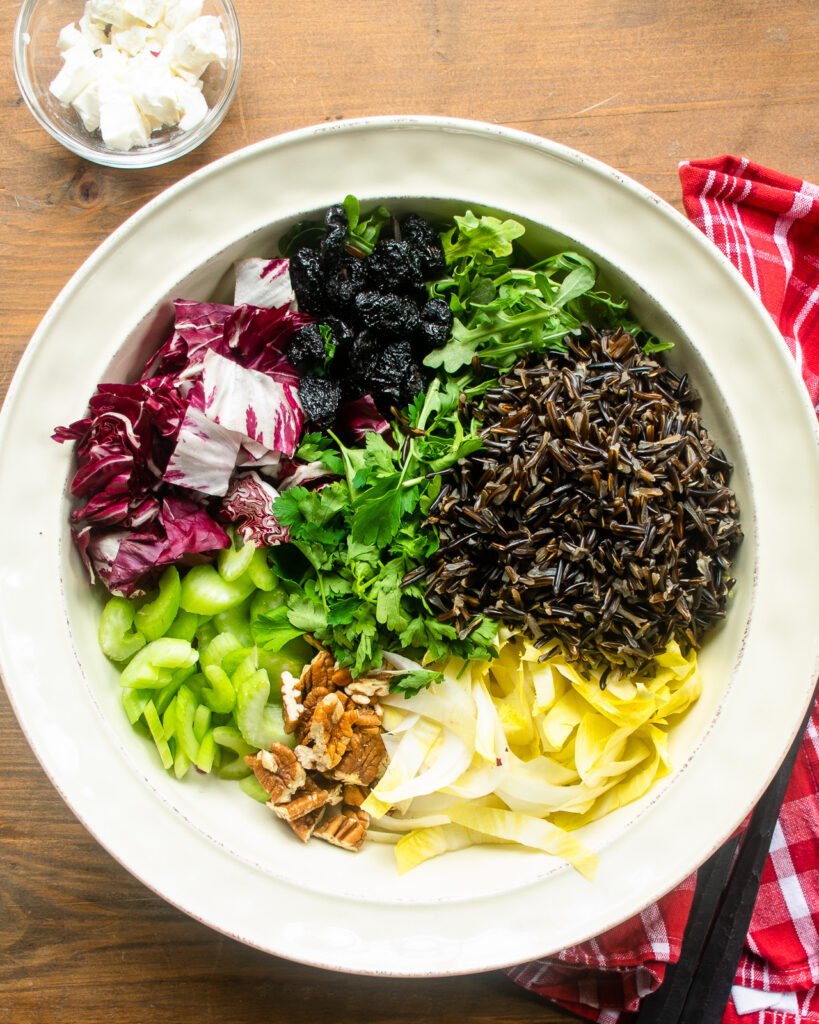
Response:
[[221, 471, 289, 547], [54, 274, 317, 596]]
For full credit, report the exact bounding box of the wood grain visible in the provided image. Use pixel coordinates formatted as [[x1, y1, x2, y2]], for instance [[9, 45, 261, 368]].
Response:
[[1, 1, 817, 1021]]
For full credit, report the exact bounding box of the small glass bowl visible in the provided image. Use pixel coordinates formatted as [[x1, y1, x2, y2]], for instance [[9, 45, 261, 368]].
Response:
[[13, 0, 241, 168]]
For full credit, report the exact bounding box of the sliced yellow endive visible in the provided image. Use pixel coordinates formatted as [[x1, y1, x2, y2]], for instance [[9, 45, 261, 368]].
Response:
[[447, 804, 599, 881]]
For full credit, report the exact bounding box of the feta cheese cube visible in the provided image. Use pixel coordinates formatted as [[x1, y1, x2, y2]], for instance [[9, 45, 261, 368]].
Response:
[[98, 80, 151, 149], [72, 80, 102, 131], [162, 0, 203, 32], [175, 80, 207, 130], [130, 57, 181, 128], [167, 15, 226, 77], [57, 23, 86, 52], [121, 0, 166, 27], [78, 5, 109, 49], [88, 0, 137, 29], [110, 24, 150, 56], [49, 46, 97, 105]]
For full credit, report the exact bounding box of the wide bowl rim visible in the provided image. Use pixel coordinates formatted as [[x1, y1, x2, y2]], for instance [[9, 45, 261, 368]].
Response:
[[2, 116, 819, 976], [12, 0, 243, 168]]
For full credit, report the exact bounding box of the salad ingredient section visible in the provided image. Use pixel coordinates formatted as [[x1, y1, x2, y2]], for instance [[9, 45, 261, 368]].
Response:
[[50, 0, 227, 150], [55, 198, 742, 876]]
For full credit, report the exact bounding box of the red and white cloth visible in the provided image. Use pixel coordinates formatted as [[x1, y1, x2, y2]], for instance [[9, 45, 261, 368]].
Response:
[[506, 156, 819, 1023]]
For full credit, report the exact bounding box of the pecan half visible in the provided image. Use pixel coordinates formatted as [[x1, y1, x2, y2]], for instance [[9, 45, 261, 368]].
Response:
[[269, 778, 329, 822], [313, 810, 368, 852], [295, 693, 356, 772], [281, 670, 304, 734], [331, 730, 387, 787], [277, 803, 326, 843], [245, 742, 306, 804]]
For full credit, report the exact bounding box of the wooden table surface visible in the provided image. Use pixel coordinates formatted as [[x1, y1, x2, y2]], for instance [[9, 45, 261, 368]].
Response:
[[1, 1, 817, 1021]]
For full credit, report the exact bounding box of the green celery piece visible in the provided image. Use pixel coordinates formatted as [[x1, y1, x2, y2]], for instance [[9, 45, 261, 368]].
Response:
[[154, 663, 196, 714], [174, 684, 202, 762], [212, 725, 255, 757], [99, 597, 146, 662], [143, 699, 174, 770], [179, 564, 256, 616], [213, 598, 254, 648], [193, 703, 212, 743], [220, 646, 255, 677], [165, 609, 201, 642], [134, 567, 181, 642], [194, 619, 219, 649], [162, 696, 177, 741], [201, 664, 236, 714], [119, 638, 198, 690], [195, 729, 217, 774], [247, 547, 278, 591], [239, 774, 271, 803], [235, 669, 292, 749], [200, 632, 244, 673], [218, 755, 252, 781], [173, 747, 191, 780], [121, 687, 151, 725], [250, 587, 289, 621], [217, 529, 256, 582]]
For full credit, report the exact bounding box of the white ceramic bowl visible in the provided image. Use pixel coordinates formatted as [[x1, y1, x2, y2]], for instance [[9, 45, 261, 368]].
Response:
[[2, 117, 819, 975]]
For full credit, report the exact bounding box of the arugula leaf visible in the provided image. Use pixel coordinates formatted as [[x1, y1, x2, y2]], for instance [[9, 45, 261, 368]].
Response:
[[443, 211, 526, 262], [343, 195, 391, 255]]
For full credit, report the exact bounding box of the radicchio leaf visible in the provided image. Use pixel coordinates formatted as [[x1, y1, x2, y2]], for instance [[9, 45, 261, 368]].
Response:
[[84, 496, 229, 597], [233, 258, 295, 309], [221, 471, 289, 546], [337, 394, 390, 440]]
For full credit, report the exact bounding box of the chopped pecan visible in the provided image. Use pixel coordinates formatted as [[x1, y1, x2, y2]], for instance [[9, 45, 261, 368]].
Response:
[[330, 730, 387, 787], [280, 670, 303, 734], [245, 742, 306, 804], [316, 778, 344, 805], [300, 650, 335, 698], [295, 693, 356, 772], [341, 784, 368, 807], [344, 674, 391, 704], [342, 804, 370, 827], [352, 707, 382, 733], [313, 810, 368, 852], [277, 803, 326, 843], [269, 778, 329, 822], [294, 685, 334, 744]]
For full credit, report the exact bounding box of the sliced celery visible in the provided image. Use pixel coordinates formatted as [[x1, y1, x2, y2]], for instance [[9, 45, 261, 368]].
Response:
[[239, 773, 270, 803], [135, 567, 181, 642], [99, 597, 146, 662], [247, 547, 278, 591], [217, 529, 256, 582], [201, 663, 236, 714], [180, 564, 256, 616], [143, 700, 174, 770]]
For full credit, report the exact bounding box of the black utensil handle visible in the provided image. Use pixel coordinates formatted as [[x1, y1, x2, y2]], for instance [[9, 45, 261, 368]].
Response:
[[676, 683, 817, 1024]]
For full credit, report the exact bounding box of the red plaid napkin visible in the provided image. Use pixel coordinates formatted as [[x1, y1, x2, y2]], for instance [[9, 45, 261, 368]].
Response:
[[506, 156, 819, 1023]]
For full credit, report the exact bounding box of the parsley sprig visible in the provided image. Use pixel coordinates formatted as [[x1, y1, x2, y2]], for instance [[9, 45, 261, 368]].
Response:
[[267, 379, 498, 677]]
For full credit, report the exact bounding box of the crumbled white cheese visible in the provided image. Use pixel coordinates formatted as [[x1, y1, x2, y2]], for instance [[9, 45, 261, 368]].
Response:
[[167, 15, 226, 78], [162, 0, 202, 31], [50, 45, 98, 105], [99, 79, 151, 149], [49, 0, 227, 151]]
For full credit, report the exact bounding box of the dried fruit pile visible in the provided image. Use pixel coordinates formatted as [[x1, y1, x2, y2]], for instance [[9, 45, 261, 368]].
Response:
[[418, 327, 743, 671], [287, 205, 453, 427]]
